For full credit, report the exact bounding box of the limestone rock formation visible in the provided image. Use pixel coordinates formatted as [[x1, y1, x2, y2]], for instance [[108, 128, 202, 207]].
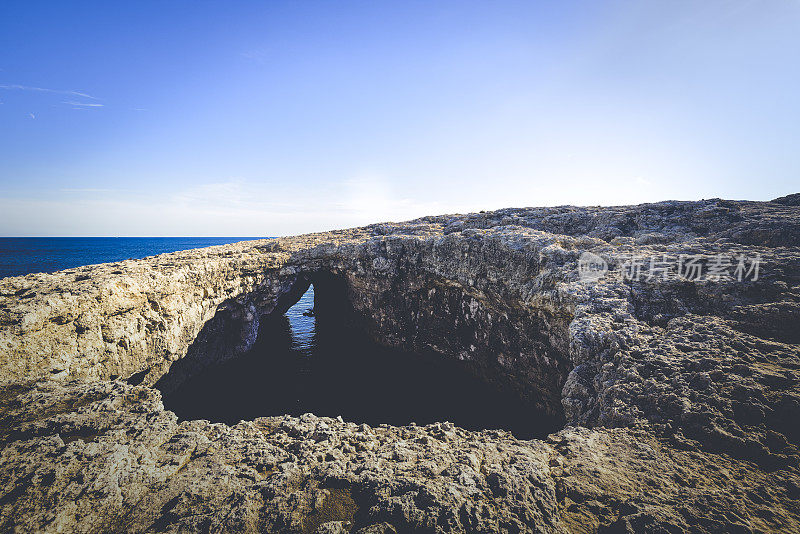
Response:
[[0, 197, 799, 532]]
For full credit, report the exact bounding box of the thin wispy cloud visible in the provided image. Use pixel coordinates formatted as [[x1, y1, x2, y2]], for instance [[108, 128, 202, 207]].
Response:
[[241, 47, 270, 64], [62, 101, 104, 107], [60, 188, 121, 193], [0, 178, 447, 236], [2, 84, 103, 113], [0, 84, 99, 100]]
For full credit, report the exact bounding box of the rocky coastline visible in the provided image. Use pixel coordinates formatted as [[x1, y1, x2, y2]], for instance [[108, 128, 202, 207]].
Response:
[[1, 196, 799, 533]]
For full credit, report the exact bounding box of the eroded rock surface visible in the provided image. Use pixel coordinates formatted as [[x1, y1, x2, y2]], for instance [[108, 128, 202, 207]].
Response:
[[0, 197, 799, 532]]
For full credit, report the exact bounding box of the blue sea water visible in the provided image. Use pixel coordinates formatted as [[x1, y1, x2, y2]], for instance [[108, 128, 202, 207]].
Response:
[[0, 237, 261, 279]]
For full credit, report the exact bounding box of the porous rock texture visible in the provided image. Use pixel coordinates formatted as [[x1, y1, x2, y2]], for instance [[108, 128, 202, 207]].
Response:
[[1, 196, 799, 532]]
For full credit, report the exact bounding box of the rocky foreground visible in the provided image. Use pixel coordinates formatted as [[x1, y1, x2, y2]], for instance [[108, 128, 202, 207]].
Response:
[[1, 196, 799, 532]]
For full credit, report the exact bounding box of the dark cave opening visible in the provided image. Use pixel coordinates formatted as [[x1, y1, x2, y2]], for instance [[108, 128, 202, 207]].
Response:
[[159, 272, 564, 440]]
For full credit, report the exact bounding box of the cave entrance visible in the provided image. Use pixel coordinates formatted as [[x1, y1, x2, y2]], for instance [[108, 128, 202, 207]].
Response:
[[160, 272, 563, 439]]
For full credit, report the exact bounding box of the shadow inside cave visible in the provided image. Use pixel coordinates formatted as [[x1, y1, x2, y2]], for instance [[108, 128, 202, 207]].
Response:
[[158, 274, 564, 440]]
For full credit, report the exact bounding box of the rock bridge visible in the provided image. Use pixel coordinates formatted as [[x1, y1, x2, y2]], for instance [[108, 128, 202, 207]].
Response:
[[1, 218, 577, 421]]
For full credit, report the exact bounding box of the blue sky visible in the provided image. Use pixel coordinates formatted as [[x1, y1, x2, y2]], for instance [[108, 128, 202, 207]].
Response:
[[1, 1, 799, 236]]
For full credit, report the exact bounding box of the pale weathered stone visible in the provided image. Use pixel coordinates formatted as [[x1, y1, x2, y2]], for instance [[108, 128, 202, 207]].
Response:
[[0, 197, 798, 532]]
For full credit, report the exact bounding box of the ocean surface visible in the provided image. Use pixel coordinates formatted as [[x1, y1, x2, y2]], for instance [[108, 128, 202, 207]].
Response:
[[4, 237, 555, 438], [0, 237, 261, 279]]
